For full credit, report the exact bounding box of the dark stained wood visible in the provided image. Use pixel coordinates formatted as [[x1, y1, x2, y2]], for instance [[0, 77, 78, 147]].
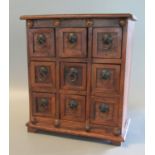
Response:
[[60, 62, 87, 91], [21, 13, 135, 145], [32, 92, 56, 118], [30, 19, 121, 28], [28, 28, 55, 58], [30, 61, 56, 92], [57, 28, 87, 58], [20, 13, 137, 21], [90, 96, 120, 126], [85, 27, 93, 131], [60, 94, 86, 122], [91, 64, 121, 95], [92, 27, 122, 59]]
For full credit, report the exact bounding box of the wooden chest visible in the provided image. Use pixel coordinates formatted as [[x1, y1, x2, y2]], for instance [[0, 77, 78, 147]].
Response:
[[20, 14, 136, 145]]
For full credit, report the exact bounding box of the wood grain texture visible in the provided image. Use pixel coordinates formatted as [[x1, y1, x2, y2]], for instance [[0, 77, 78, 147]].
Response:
[[21, 14, 136, 145], [20, 13, 137, 20], [92, 27, 122, 59]]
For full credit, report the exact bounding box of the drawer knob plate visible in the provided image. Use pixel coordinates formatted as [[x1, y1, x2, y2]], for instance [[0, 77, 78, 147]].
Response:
[[68, 33, 77, 44], [101, 69, 111, 80], [102, 33, 113, 50], [69, 100, 78, 109], [38, 66, 49, 81], [37, 98, 48, 112], [65, 67, 78, 82], [37, 34, 46, 45], [99, 103, 109, 113]]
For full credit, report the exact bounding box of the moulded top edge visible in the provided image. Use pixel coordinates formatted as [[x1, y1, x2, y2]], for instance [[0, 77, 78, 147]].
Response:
[[20, 13, 137, 21]]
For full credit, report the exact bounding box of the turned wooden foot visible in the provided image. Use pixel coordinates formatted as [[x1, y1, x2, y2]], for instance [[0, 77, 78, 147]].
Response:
[[111, 141, 121, 146], [27, 126, 38, 133]]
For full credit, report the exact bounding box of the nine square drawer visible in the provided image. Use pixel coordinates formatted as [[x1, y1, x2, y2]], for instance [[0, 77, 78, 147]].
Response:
[[30, 61, 56, 91], [57, 28, 87, 58], [32, 92, 56, 118], [60, 94, 86, 122], [28, 28, 55, 58], [60, 62, 87, 91], [29, 26, 122, 126], [92, 64, 121, 95], [90, 96, 119, 126], [93, 27, 122, 59]]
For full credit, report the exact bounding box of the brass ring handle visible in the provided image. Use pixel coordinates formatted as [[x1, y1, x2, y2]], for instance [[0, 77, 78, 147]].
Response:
[[38, 66, 49, 81], [37, 34, 46, 45], [102, 33, 113, 50], [69, 100, 78, 109], [38, 98, 48, 112], [99, 103, 109, 113], [68, 33, 77, 44], [100, 69, 111, 80], [68, 67, 78, 82], [38, 98, 48, 107]]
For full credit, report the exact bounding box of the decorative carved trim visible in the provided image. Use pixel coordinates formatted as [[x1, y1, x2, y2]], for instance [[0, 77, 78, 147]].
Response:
[[85, 123, 91, 132], [27, 20, 33, 28], [31, 118, 37, 124], [54, 119, 60, 127], [119, 20, 126, 27], [86, 19, 93, 27], [53, 19, 60, 27], [113, 127, 121, 136]]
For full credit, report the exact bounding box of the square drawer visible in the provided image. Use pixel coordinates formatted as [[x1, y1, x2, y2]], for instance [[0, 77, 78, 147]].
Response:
[[32, 92, 56, 118], [57, 28, 87, 58], [30, 61, 56, 91], [28, 28, 55, 58], [90, 97, 119, 126], [60, 94, 86, 122], [60, 62, 86, 90], [93, 28, 122, 58], [92, 64, 120, 95]]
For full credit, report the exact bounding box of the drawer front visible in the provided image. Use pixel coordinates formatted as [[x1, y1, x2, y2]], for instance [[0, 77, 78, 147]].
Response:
[[93, 28, 122, 58], [60, 62, 86, 90], [57, 28, 87, 58], [92, 64, 120, 95], [90, 97, 119, 126], [32, 92, 56, 118], [28, 28, 55, 58], [32, 19, 120, 28], [60, 94, 86, 122], [30, 61, 56, 91]]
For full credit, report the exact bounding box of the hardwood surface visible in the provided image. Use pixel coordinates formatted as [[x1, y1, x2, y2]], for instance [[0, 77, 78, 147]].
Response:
[[20, 13, 137, 20], [20, 13, 135, 145]]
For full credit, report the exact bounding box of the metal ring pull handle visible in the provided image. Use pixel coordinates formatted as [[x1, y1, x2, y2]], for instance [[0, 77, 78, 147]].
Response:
[[37, 98, 48, 112], [99, 103, 109, 113], [102, 33, 113, 50], [69, 100, 78, 109], [68, 67, 78, 82], [37, 34, 46, 45], [100, 69, 111, 80], [68, 33, 77, 44], [38, 66, 49, 81]]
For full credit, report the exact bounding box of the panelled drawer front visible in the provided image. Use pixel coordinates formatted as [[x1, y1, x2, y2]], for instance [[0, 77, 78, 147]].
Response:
[[57, 28, 87, 58], [32, 92, 56, 118], [90, 97, 119, 126], [60, 62, 87, 91], [30, 61, 56, 91], [92, 64, 120, 95], [60, 94, 86, 122], [28, 28, 55, 58], [93, 27, 122, 59]]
